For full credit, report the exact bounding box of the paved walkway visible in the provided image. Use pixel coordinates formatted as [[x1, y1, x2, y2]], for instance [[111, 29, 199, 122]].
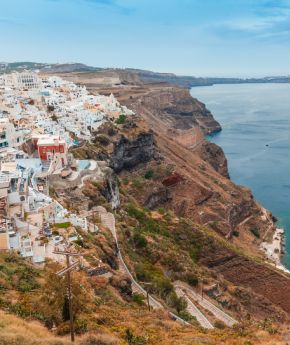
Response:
[[175, 286, 214, 329], [99, 209, 190, 325], [174, 281, 237, 327]]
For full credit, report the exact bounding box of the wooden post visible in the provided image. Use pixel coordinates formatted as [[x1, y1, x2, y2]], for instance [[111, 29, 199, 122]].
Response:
[[66, 254, 75, 343], [146, 291, 150, 311], [54, 248, 81, 343]]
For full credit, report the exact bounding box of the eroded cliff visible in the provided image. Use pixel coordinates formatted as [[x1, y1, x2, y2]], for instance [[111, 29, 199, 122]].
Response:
[[60, 72, 290, 327]]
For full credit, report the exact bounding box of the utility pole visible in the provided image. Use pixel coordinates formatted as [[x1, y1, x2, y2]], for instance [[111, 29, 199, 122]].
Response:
[[140, 282, 153, 312], [146, 291, 151, 312], [53, 247, 81, 343]]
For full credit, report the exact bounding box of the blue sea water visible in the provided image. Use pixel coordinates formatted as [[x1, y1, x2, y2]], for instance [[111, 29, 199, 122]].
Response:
[[191, 83, 290, 269]]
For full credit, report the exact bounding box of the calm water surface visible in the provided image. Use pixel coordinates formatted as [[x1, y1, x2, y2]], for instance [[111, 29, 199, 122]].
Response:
[[191, 83, 290, 269]]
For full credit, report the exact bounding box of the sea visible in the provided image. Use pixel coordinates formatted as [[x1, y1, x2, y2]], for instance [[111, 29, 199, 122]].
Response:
[[191, 83, 290, 269]]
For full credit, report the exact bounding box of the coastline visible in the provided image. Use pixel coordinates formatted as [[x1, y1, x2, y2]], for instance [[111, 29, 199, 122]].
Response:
[[260, 228, 290, 274]]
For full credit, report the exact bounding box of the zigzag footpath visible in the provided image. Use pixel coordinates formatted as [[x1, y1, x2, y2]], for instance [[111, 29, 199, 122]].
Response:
[[97, 207, 190, 326], [175, 286, 214, 329], [174, 281, 238, 327]]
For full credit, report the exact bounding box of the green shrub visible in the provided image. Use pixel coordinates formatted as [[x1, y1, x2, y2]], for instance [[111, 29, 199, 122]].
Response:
[[132, 233, 148, 249], [189, 245, 201, 263], [124, 329, 147, 345], [75, 318, 88, 334], [166, 292, 187, 314], [144, 170, 154, 179], [127, 204, 168, 236], [135, 263, 173, 299], [132, 293, 145, 305], [250, 226, 260, 239], [132, 178, 143, 190], [115, 114, 127, 125], [54, 222, 71, 229], [178, 310, 194, 321], [260, 318, 278, 334], [186, 273, 199, 286], [232, 230, 240, 237], [214, 320, 226, 329]]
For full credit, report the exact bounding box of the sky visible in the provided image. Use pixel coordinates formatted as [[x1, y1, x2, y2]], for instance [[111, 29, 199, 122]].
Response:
[[1, 0, 290, 76]]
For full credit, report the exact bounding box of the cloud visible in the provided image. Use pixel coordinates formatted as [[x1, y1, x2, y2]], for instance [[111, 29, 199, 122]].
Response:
[[208, 0, 290, 42]]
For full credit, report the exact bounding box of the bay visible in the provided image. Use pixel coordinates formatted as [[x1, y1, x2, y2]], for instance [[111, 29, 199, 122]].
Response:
[[191, 83, 290, 269]]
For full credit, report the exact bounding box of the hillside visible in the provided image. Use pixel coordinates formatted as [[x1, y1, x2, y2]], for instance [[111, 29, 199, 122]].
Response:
[[1, 69, 290, 345]]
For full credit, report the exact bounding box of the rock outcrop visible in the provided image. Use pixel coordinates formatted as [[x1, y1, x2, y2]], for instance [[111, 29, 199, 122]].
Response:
[[110, 132, 155, 173], [100, 168, 120, 210], [197, 141, 229, 178], [144, 188, 171, 209]]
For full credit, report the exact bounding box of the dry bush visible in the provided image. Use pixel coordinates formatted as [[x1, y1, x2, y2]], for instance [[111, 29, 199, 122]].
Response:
[[79, 334, 120, 345]]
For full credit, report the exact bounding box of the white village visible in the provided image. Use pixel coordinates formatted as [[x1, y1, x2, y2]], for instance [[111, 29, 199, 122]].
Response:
[[0, 71, 133, 263]]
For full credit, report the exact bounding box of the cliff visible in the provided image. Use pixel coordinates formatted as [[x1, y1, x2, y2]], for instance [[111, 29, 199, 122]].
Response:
[[46, 72, 290, 339], [110, 132, 155, 173], [119, 86, 221, 135]]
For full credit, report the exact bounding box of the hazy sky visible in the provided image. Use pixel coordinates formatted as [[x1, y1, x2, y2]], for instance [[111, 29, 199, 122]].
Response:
[[2, 0, 290, 76]]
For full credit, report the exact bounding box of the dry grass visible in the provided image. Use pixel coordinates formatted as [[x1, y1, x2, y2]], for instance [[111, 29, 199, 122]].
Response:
[[0, 306, 289, 345], [0, 311, 121, 345], [0, 310, 71, 345]]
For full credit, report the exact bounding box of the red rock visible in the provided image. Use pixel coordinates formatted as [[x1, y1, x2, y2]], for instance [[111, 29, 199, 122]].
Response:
[[162, 172, 183, 187]]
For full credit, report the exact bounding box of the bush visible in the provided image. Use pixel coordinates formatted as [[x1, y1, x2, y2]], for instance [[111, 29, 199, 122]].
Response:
[[214, 320, 226, 329], [80, 334, 120, 345], [186, 273, 199, 286], [135, 263, 173, 298], [132, 233, 148, 249], [132, 178, 143, 190], [75, 318, 88, 334], [250, 226, 260, 239], [260, 318, 278, 334], [232, 230, 240, 237], [132, 293, 145, 305], [166, 292, 187, 314], [189, 245, 201, 263], [115, 114, 127, 125], [54, 222, 71, 229], [127, 204, 168, 236], [178, 310, 194, 321], [144, 170, 154, 179], [95, 135, 110, 146], [124, 329, 147, 345]]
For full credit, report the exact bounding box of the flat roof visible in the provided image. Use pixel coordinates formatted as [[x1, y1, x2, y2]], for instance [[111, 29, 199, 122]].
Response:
[[1, 161, 17, 173], [0, 233, 9, 250]]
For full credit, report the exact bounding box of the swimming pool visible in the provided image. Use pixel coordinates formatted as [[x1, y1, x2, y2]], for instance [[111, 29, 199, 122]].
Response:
[[78, 160, 90, 170]]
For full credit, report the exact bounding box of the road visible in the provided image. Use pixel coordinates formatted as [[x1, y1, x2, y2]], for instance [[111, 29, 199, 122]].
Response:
[[174, 282, 237, 327]]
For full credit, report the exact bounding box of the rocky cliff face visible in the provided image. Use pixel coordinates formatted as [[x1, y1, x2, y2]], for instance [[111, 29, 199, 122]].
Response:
[[197, 141, 229, 178], [110, 132, 155, 173], [122, 86, 221, 135], [62, 72, 290, 325]]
